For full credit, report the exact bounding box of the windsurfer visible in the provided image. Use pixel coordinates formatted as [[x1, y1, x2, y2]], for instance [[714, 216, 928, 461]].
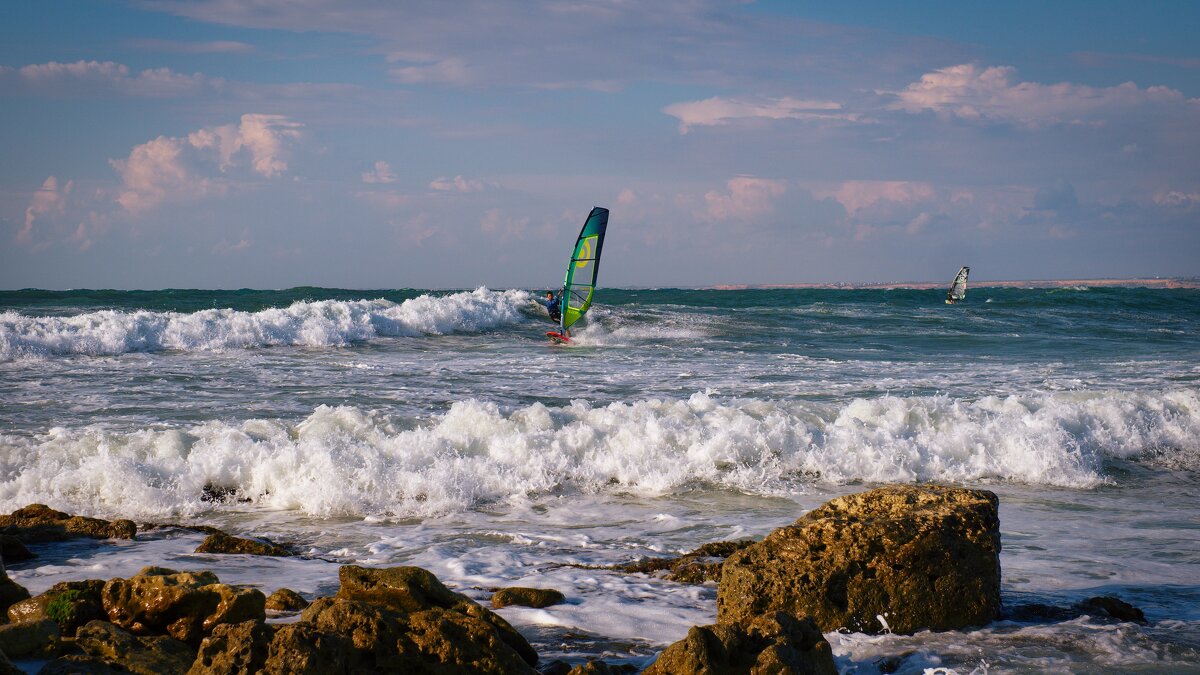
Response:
[[544, 290, 570, 338]]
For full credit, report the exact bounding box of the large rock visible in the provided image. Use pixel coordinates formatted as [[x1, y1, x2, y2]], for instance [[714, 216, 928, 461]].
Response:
[[195, 533, 292, 557], [643, 611, 837, 675], [188, 620, 275, 675], [719, 485, 1001, 634], [0, 505, 135, 543], [0, 617, 59, 657], [8, 580, 106, 636], [101, 567, 265, 646], [75, 620, 195, 675], [336, 565, 537, 667], [261, 623, 351, 674]]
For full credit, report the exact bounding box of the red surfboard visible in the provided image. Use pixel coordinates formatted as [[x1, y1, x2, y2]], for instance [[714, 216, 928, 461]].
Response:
[[546, 331, 571, 344]]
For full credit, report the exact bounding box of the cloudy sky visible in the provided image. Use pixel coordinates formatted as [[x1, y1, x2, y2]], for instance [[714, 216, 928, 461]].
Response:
[[2, 1, 1198, 289]]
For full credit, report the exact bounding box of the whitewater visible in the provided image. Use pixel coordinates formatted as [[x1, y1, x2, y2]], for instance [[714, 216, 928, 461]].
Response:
[[1, 285, 1198, 672]]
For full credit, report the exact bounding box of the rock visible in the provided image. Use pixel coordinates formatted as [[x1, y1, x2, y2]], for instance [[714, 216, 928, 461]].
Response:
[[0, 536, 34, 563], [261, 623, 351, 674], [0, 570, 30, 618], [101, 568, 265, 646], [0, 617, 60, 657], [9, 580, 106, 636], [336, 564, 538, 667], [301, 596, 537, 674], [36, 654, 122, 674], [612, 540, 755, 584], [188, 620, 275, 675], [567, 660, 637, 674], [265, 588, 309, 612], [74, 620, 195, 675], [195, 533, 292, 557], [643, 611, 836, 675], [492, 587, 566, 609], [0, 648, 23, 675], [718, 485, 1001, 634], [0, 504, 136, 543], [539, 660, 573, 675], [1078, 596, 1147, 624]]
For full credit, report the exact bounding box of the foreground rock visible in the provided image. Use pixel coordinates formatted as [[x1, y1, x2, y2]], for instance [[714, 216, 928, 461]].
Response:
[[0, 536, 34, 563], [0, 505, 135, 543], [194, 532, 292, 557], [612, 540, 755, 584], [719, 484, 1002, 634], [101, 567, 265, 646], [491, 587, 565, 609], [7, 580, 105, 636], [74, 620, 195, 675], [643, 611, 836, 675], [188, 620, 274, 675], [0, 568, 30, 617], [0, 617, 59, 657]]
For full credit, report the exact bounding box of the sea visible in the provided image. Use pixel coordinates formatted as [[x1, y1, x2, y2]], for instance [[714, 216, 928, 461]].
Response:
[[1, 285, 1198, 673]]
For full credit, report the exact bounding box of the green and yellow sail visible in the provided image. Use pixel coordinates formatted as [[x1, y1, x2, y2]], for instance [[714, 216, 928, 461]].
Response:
[[561, 207, 609, 331]]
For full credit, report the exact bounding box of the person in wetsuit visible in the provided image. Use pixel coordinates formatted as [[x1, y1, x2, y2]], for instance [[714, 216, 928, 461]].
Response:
[[544, 290, 568, 337]]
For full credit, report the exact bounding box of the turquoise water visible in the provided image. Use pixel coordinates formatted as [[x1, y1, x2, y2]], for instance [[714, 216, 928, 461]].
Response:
[[2, 286, 1198, 672]]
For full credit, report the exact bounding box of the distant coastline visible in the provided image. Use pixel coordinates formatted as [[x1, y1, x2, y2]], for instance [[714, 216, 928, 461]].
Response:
[[707, 277, 1200, 290]]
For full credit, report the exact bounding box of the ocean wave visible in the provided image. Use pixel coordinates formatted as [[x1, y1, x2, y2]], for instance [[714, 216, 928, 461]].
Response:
[[2, 389, 1196, 520], [0, 288, 531, 360]]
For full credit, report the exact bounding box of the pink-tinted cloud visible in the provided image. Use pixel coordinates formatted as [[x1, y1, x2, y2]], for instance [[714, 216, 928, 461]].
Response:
[[388, 52, 471, 85], [816, 180, 937, 216], [18, 176, 72, 243], [700, 177, 787, 222], [128, 38, 255, 54], [663, 96, 857, 133], [362, 161, 397, 184], [0, 60, 224, 97], [429, 175, 483, 192]]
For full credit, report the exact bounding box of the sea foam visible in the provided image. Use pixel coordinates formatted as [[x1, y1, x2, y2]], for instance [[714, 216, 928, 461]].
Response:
[[2, 388, 1196, 520], [0, 288, 531, 360]]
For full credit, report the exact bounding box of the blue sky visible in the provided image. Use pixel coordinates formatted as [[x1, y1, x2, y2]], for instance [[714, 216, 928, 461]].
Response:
[[2, 0, 1198, 288]]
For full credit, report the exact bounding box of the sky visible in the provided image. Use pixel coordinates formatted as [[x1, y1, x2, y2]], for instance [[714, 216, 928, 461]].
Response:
[[2, 0, 1198, 289]]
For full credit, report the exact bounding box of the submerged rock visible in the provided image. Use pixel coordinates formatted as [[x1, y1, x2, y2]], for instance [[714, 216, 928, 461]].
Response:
[[75, 619, 195, 675], [101, 567, 265, 647], [612, 540, 755, 584], [265, 588, 309, 612], [0, 504, 135, 543], [492, 587, 566, 609], [7, 580, 105, 636], [1078, 596, 1147, 624], [643, 611, 836, 675], [195, 532, 292, 557], [719, 484, 1002, 634]]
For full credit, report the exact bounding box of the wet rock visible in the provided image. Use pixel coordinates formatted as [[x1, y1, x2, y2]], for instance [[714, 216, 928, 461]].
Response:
[[74, 619, 195, 675], [0, 617, 60, 657], [567, 660, 637, 674], [36, 654, 121, 674], [0, 569, 30, 618], [492, 587, 566, 609], [188, 620, 275, 675], [643, 611, 836, 675], [539, 660, 573, 675], [195, 532, 292, 557], [0, 536, 34, 563], [719, 485, 1002, 634], [0, 504, 136, 543], [101, 567, 265, 646], [200, 484, 252, 504], [612, 540, 755, 584], [1078, 596, 1147, 624], [265, 588, 309, 612], [261, 622, 351, 674], [8, 580, 105, 636], [336, 564, 538, 667]]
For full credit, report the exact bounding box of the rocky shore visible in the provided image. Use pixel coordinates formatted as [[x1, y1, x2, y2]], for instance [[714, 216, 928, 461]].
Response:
[[0, 486, 1148, 673]]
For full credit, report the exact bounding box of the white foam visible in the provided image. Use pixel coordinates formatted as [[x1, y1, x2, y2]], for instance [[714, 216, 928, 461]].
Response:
[[2, 389, 1197, 520], [0, 288, 531, 360]]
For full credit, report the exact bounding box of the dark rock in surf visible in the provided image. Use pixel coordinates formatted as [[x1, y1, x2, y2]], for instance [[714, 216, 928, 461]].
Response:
[[0, 504, 136, 543], [74, 619, 195, 675], [1078, 596, 1147, 624], [195, 532, 292, 557], [265, 588, 309, 612], [612, 540, 755, 584], [0, 536, 34, 563], [718, 484, 1002, 634], [567, 660, 638, 674], [101, 567, 265, 647], [642, 611, 836, 675], [491, 587, 566, 609]]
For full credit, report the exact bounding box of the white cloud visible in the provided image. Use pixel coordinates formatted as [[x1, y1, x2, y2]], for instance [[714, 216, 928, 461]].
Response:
[[700, 176, 786, 222], [430, 175, 483, 192], [362, 161, 397, 184], [0, 60, 224, 97], [816, 180, 936, 215], [387, 53, 471, 85], [888, 63, 1190, 126], [1154, 190, 1200, 207], [663, 96, 858, 133], [18, 176, 72, 243], [111, 114, 303, 213], [480, 208, 529, 238], [128, 38, 254, 54]]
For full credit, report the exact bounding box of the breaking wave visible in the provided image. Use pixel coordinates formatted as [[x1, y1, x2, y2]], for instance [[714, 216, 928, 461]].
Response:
[[2, 388, 1196, 520], [0, 288, 530, 360]]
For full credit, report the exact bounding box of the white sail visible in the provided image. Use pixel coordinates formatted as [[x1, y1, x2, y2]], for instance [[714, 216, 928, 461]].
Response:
[[946, 266, 969, 304]]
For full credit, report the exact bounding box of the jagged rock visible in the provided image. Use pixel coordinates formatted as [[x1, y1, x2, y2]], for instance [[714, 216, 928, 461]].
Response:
[[0, 536, 34, 563], [492, 587, 566, 609], [8, 580, 106, 636], [568, 660, 637, 674], [0, 569, 30, 618], [188, 620, 276, 675], [36, 654, 122, 674], [261, 622, 351, 674], [195, 533, 292, 557], [0, 504, 136, 543], [74, 620, 195, 675], [1078, 596, 1147, 624], [265, 588, 308, 612], [0, 617, 60, 657], [612, 540, 755, 584], [719, 485, 1002, 634], [539, 660, 573, 675], [336, 565, 537, 667], [643, 611, 836, 675], [101, 567, 265, 646]]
